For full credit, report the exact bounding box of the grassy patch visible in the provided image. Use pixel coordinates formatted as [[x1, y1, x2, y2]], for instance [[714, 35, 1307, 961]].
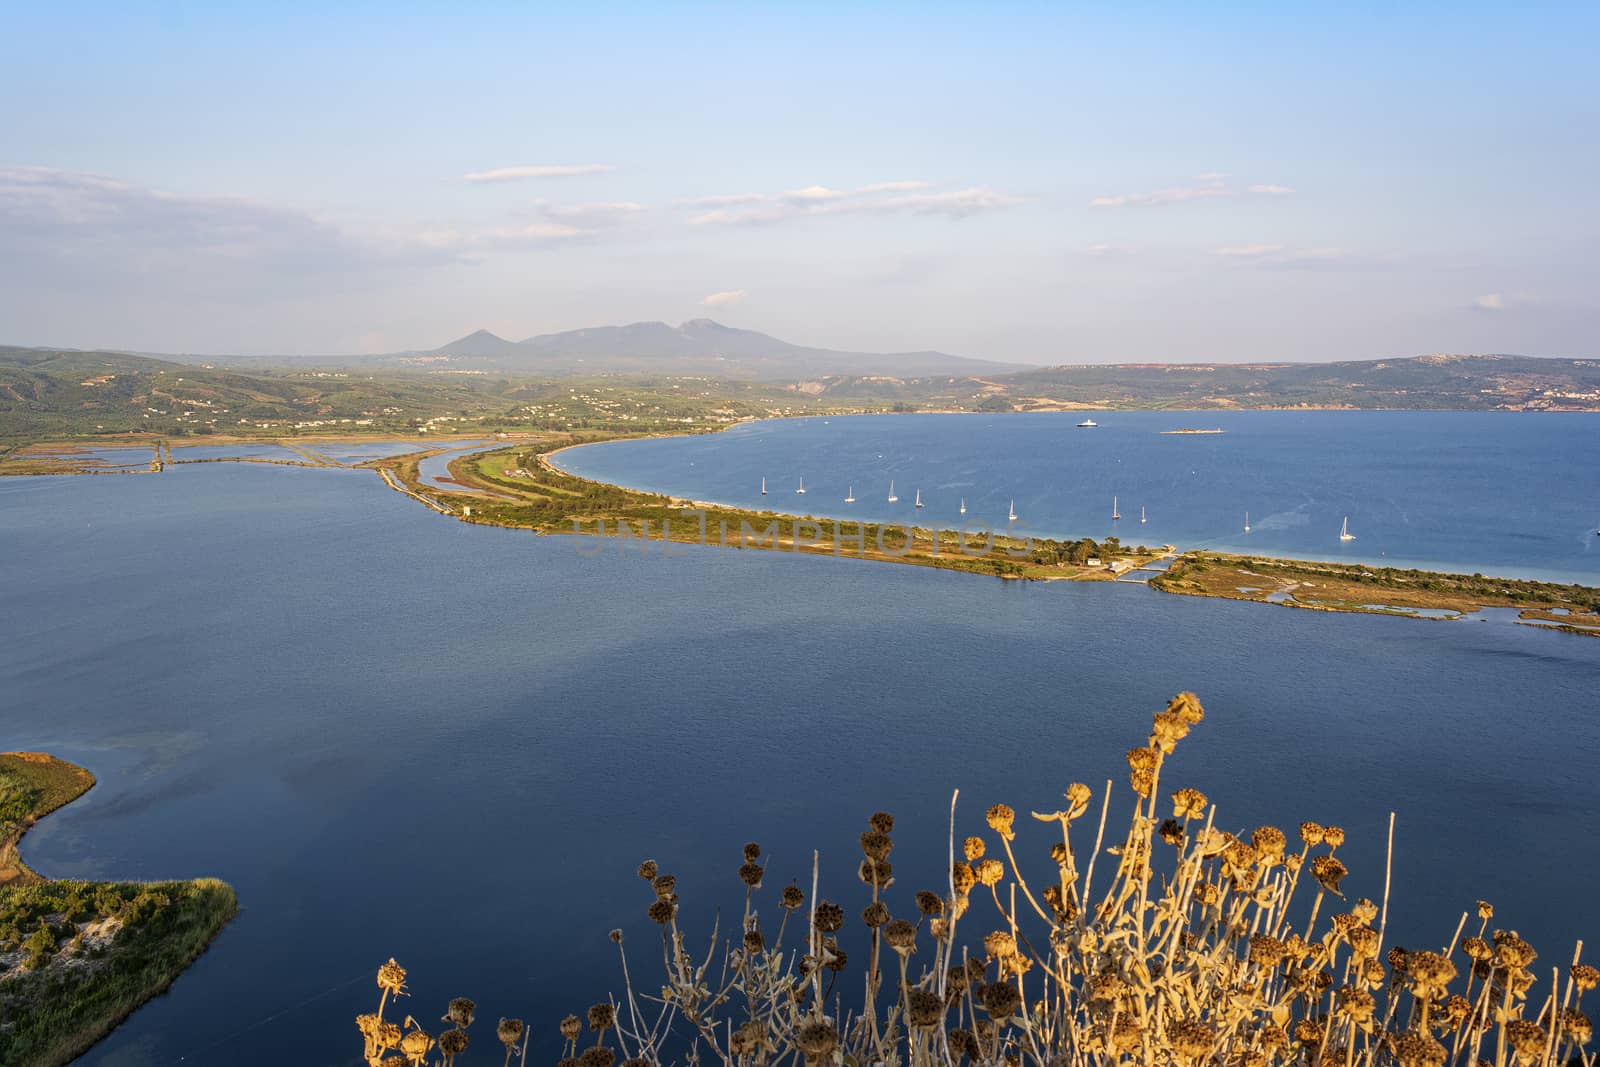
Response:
[[0, 754, 237, 1067]]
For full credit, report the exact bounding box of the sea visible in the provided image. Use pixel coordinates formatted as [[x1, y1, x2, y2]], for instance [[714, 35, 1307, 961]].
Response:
[[1, 411, 1597, 1066]]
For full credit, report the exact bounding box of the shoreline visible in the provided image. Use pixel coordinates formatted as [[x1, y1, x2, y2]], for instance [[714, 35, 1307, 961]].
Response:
[[7, 421, 1598, 631]]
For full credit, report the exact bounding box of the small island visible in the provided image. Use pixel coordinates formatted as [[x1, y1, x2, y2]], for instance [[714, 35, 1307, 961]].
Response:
[[0, 752, 236, 1067]]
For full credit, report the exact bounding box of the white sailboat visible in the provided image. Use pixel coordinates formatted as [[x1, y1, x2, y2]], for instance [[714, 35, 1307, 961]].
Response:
[[1339, 516, 1355, 541], [1112, 495, 1121, 521], [887, 480, 899, 503], [1008, 499, 1018, 522], [844, 485, 855, 503], [1140, 505, 1147, 524], [1243, 512, 1251, 533], [1077, 418, 1098, 428], [760, 477, 767, 496], [959, 498, 966, 515], [796, 477, 806, 495], [914, 488, 925, 508]]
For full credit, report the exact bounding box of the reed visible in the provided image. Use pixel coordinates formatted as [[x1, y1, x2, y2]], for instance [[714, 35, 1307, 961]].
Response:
[[358, 693, 1594, 1067]]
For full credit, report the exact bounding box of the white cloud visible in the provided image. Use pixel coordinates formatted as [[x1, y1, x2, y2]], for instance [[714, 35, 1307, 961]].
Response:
[[1092, 176, 1292, 208], [526, 200, 647, 226], [1472, 293, 1506, 312], [701, 289, 746, 307], [684, 182, 1025, 227], [462, 164, 615, 183]]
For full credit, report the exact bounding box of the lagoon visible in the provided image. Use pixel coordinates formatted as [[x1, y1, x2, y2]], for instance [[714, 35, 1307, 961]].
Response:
[[1, 424, 1598, 1065]]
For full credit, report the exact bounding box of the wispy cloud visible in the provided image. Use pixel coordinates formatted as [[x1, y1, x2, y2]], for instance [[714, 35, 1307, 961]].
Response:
[[1472, 293, 1506, 312], [684, 181, 1025, 227], [701, 289, 746, 307], [462, 164, 615, 183], [1213, 243, 1357, 268], [857, 180, 930, 193], [411, 200, 647, 253], [1091, 174, 1293, 208], [0, 165, 420, 294]]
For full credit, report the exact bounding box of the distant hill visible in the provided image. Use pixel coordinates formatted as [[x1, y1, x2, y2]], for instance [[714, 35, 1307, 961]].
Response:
[[387, 318, 1024, 378], [990, 354, 1600, 411]]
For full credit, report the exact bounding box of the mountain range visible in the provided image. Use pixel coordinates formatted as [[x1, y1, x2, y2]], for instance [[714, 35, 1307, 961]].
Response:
[[390, 318, 1025, 378]]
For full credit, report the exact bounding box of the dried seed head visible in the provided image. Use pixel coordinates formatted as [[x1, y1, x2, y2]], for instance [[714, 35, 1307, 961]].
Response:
[[1353, 897, 1379, 923], [647, 898, 676, 924], [560, 1015, 582, 1041], [1495, 932, 1537, 970], [377, 958, 408, 996], [1505, 1020, 1547, 1065], [981, 981, 1022, 1017], [862, 900, 890, 928], [781, 883, 805, 910], [1348, 926, 1380, 960], [1572, 964, 1600, 992], [985, 804, 1016, 839], [814, 900, 845, 933], [1065, 782, 1093, 819], [1249, 935, 1287, 968], [401, 1029, 436, 1059], [444, 998, 475, 1028], [587, 1002, 614, 1031], [1126, 747, 1158, 773], [1478, 900, 1495, 921], [497, 1018, 524, 1049], [1311, 855, 1348, 894], [439, 1028, 470, 1056], [1335, 985, 1376, 1021], [952, 861, 977, 893], [608, 928, 623, 944], [1294, 1019, 1323, 1046], [1160, 818, 1186, 846], [1438, 995, 1473, 1030], [869, 811, 895, 834], [1168, 1020, 1214, 1063], [974, 858, 1004, 887], [1169, 691, 1205, 724], [652, 874, 677, 898], [948, 1028, 978, 1058], [1172, 787, 1208, 820], [963, 836, 987, 862], [1252, 826, 1287, 861], [860, 829, 893, 860], [1389, 1031, 1447, 1067], [738, 861, 764, 888], [742, 842, 761, 862], [577, 1047, 616, 1067], [1390, 946, 1411, 972], [1300, 821, 1326, 847], [859, 857, 893, 888], [1560, 1008, 1593, 1045], [915, 890, 944, 916], [636, 860, 657, 881], [1409, 951, 1458, 998], [883, 919, 917, 950], [907, 988, 944, 1028], [983, 930, 1018, 959], [743, 927, 765, 953], [1324, 826, 1346, 849]]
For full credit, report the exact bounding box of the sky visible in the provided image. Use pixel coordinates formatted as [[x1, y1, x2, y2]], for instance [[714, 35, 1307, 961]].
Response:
[[2, 2, 1596, 364]]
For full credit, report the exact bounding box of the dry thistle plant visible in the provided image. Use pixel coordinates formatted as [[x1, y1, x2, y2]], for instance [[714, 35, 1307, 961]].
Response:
[[360, 692, 1596, 1067]]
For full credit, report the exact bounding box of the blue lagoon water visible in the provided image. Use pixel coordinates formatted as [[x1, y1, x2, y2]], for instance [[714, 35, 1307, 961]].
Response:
[[558, 412, 1600, 584], [1, 418, 1598, 1066]]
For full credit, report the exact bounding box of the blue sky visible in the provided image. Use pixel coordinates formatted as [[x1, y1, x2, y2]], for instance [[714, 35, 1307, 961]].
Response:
[[2, 2, 1596, 362]]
